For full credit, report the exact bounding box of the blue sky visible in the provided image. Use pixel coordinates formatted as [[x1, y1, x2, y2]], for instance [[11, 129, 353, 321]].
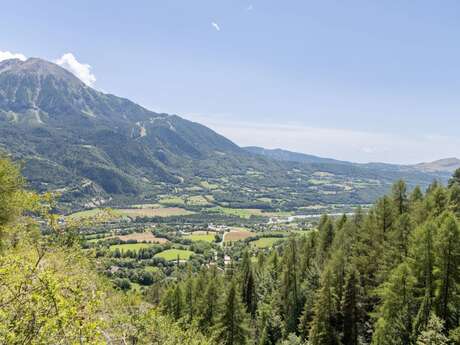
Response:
[[2, 0, 460, 163]]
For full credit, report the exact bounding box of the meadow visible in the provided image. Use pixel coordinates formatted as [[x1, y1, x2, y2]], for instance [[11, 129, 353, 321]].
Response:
[[110, 243, 155, 252], [154, 249, 194, 261], [251, 237, 286, 248], [183, 232, 216, 243]]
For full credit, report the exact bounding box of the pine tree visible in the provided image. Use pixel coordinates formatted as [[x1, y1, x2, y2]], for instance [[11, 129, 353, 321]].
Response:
[[341, 268, 360, 345], [411, 222, 436, 334], [375, 196, 395, 235], [309, 269, 340, 345], [214, 280, 249, 345], [171, 284, 184, 320], [416, 314, 449, 345], [434, 213, 460, 330], [372, 263, 417, 345], [448, 168, 460, 188], [392, 180, 409, 215], [280, 238, 301, 334], [198, 278, 220, 333], [449, 183, 460, 217], [184, 266, 195, 322], [316, 218, 335, 265], [240, 250, 257, 317]]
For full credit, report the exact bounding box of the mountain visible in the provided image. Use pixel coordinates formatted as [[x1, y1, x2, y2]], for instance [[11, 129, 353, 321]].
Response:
[[0, 58, 250, 203], [244, 146, 349, 165], [0, 58, 453, 210], [413, 158, 460, 173], [245, 146, 460, 175]]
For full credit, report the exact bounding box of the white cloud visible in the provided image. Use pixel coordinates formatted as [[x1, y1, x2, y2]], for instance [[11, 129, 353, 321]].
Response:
[[247, 4, 254, 11], [55, 53, 96, 86], [0, 50, 27, 62], [211, 22, 221, 31]]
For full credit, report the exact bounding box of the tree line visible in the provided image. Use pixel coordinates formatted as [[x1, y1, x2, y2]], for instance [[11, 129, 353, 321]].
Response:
[[156, 171, 460, 345]]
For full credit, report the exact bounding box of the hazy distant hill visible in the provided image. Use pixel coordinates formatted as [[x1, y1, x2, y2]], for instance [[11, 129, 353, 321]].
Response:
[[244, 146, 349, 165], [413, 158, 460, 173], [0, 58, 453, 208], [245, 146, 460, 175]]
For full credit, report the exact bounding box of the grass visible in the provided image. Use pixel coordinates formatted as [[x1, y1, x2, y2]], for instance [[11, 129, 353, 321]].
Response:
[[109, 243, 155, 252], [186, 195, 211, 206], [251, 237, 285, 248], [184, 232, 216, 243], [154, 249, 194, 261], [159, 196, 185, 206]]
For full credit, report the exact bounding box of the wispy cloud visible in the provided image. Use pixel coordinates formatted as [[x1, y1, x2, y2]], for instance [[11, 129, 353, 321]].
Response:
[[211, 22, 221, 31], [183, 115, 460, 164], [0, 50, 27, 62], [247, 4, 254, 11], [55, 53, 96, 86]]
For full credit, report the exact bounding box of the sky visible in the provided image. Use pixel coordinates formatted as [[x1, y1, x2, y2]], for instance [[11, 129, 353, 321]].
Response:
[[2, 0, 460, 164]]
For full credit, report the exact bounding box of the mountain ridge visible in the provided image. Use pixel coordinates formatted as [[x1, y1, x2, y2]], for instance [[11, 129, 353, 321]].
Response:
[[244, 146, 460, 173], [0, 58, 453, 210]]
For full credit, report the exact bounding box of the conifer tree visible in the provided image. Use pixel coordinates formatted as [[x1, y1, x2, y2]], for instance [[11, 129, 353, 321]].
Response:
[[372, 263, 417, 345], [280, 238, 301, 334], [185, 266, 195, 322], [392, 180, 409, 215], [214, 280, 249, 345], [434, 213, 460, 330], [309, 269, 340, 345], [411, 222, 436, 334], [448, 168, 460, 188], [316, 218, 335, 265], [416, 314, 449, 345], [240, 250, 257, 317], [198, 278, 220, 333], [341, 268, 360, 345], [449, 183, 460, 217]]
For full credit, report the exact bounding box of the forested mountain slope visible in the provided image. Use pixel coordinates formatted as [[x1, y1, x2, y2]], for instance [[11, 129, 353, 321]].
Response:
[[0, 57, 453, 209]]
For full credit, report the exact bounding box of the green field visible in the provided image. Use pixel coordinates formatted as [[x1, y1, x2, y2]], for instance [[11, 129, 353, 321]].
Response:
[[210, 207, 265, 219], [110, 243, 155, 252], [154, 249, 194, 261], [209, 206, 292, 219], [159, 196, 185, 205], [251, 237, 285, 248], [184, 233, 216, 243], [186, 195, 211, 206]]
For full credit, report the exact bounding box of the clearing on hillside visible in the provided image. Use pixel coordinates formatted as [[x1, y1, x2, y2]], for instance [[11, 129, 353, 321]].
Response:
[[154, 249, 194, 261], [184, 231, 216, 243], [117, 232, 168, 244], [251, 237, 286, 248], [110, 243, 156, 252]]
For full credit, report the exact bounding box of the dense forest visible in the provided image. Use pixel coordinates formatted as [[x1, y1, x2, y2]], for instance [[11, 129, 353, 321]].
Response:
[[155, 171, 460, 344], [1, 154, 460, 344]]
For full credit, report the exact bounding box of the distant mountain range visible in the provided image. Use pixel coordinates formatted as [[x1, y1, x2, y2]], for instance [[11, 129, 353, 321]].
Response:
[[0, 58, 456, 209], [244, 147, 460, 173]]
